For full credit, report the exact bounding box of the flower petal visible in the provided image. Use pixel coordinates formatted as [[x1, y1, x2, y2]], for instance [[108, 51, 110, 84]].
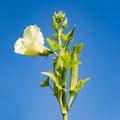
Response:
[[23, 25, 44, 45], [14, 38, 27, 55], [24, 42, 45, 56]]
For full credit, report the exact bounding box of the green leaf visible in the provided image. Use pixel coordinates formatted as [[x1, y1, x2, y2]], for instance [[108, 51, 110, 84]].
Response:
[[63, 25, 76, 48], [41, 72, 57, 82], [55, 47, 65, 71], [60, 49, 81, 69], [41, 72, 63, 90], [61, 51, 71, 65], [40, 77, 49, 87], [50, 34, 58, 41], [67, 60, 81, 69], [74, 78, 90, 93], [63, 25, 76, 41], [46, 38, 59, 51], [62, 34, 67, 41]]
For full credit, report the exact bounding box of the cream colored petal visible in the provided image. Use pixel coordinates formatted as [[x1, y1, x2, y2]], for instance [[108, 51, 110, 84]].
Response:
[[23, 25, 44, 45], [24, 43, 45, 56], [14, 38, 27, 55], [36, 28, 44, 45]]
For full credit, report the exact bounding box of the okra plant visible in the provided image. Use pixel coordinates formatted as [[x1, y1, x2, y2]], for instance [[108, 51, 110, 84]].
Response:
[[14, 11, 90, 120]]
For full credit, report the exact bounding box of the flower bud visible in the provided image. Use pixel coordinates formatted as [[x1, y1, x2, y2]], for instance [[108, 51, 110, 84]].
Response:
[[62, 17, 68, 29]]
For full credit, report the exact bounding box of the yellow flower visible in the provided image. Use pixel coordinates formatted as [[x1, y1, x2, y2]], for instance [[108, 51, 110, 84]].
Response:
[[14, 25, 52, 56]]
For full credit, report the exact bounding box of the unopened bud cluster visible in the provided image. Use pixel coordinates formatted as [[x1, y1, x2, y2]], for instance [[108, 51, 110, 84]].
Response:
[[52, 11, 68, 32]]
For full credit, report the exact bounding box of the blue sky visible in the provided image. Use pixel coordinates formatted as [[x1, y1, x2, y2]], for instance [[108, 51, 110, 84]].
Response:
[[0, 0, 120, 120]]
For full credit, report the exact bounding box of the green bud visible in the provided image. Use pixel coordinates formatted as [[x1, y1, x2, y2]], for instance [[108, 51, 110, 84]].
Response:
[[54, 11, 65, 22], [62, 17, 68, 29], [52, 16, 59, 31], [52, 11, 67, 32]]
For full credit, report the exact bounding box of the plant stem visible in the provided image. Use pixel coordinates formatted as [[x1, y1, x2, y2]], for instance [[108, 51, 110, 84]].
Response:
[[62, 68, 68, 120], [67, 94, 74, 110], [58, 29, 62, 47], [63, 112, 68, 120], [62, 68, 67, 107]]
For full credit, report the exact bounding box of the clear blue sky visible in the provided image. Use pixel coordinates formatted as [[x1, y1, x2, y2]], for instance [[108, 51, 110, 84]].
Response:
[[0, 0, 120, 120]]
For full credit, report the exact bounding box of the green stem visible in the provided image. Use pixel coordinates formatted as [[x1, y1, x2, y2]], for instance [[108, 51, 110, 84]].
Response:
[[55, 27, 69, 120], [58, 29, 62, 47], [62, 68, 68, 120], [63, 112, 68, 120], [62, 68, 67, 107], [67, 94, 75, 110], [57, 92, 64, 112]]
